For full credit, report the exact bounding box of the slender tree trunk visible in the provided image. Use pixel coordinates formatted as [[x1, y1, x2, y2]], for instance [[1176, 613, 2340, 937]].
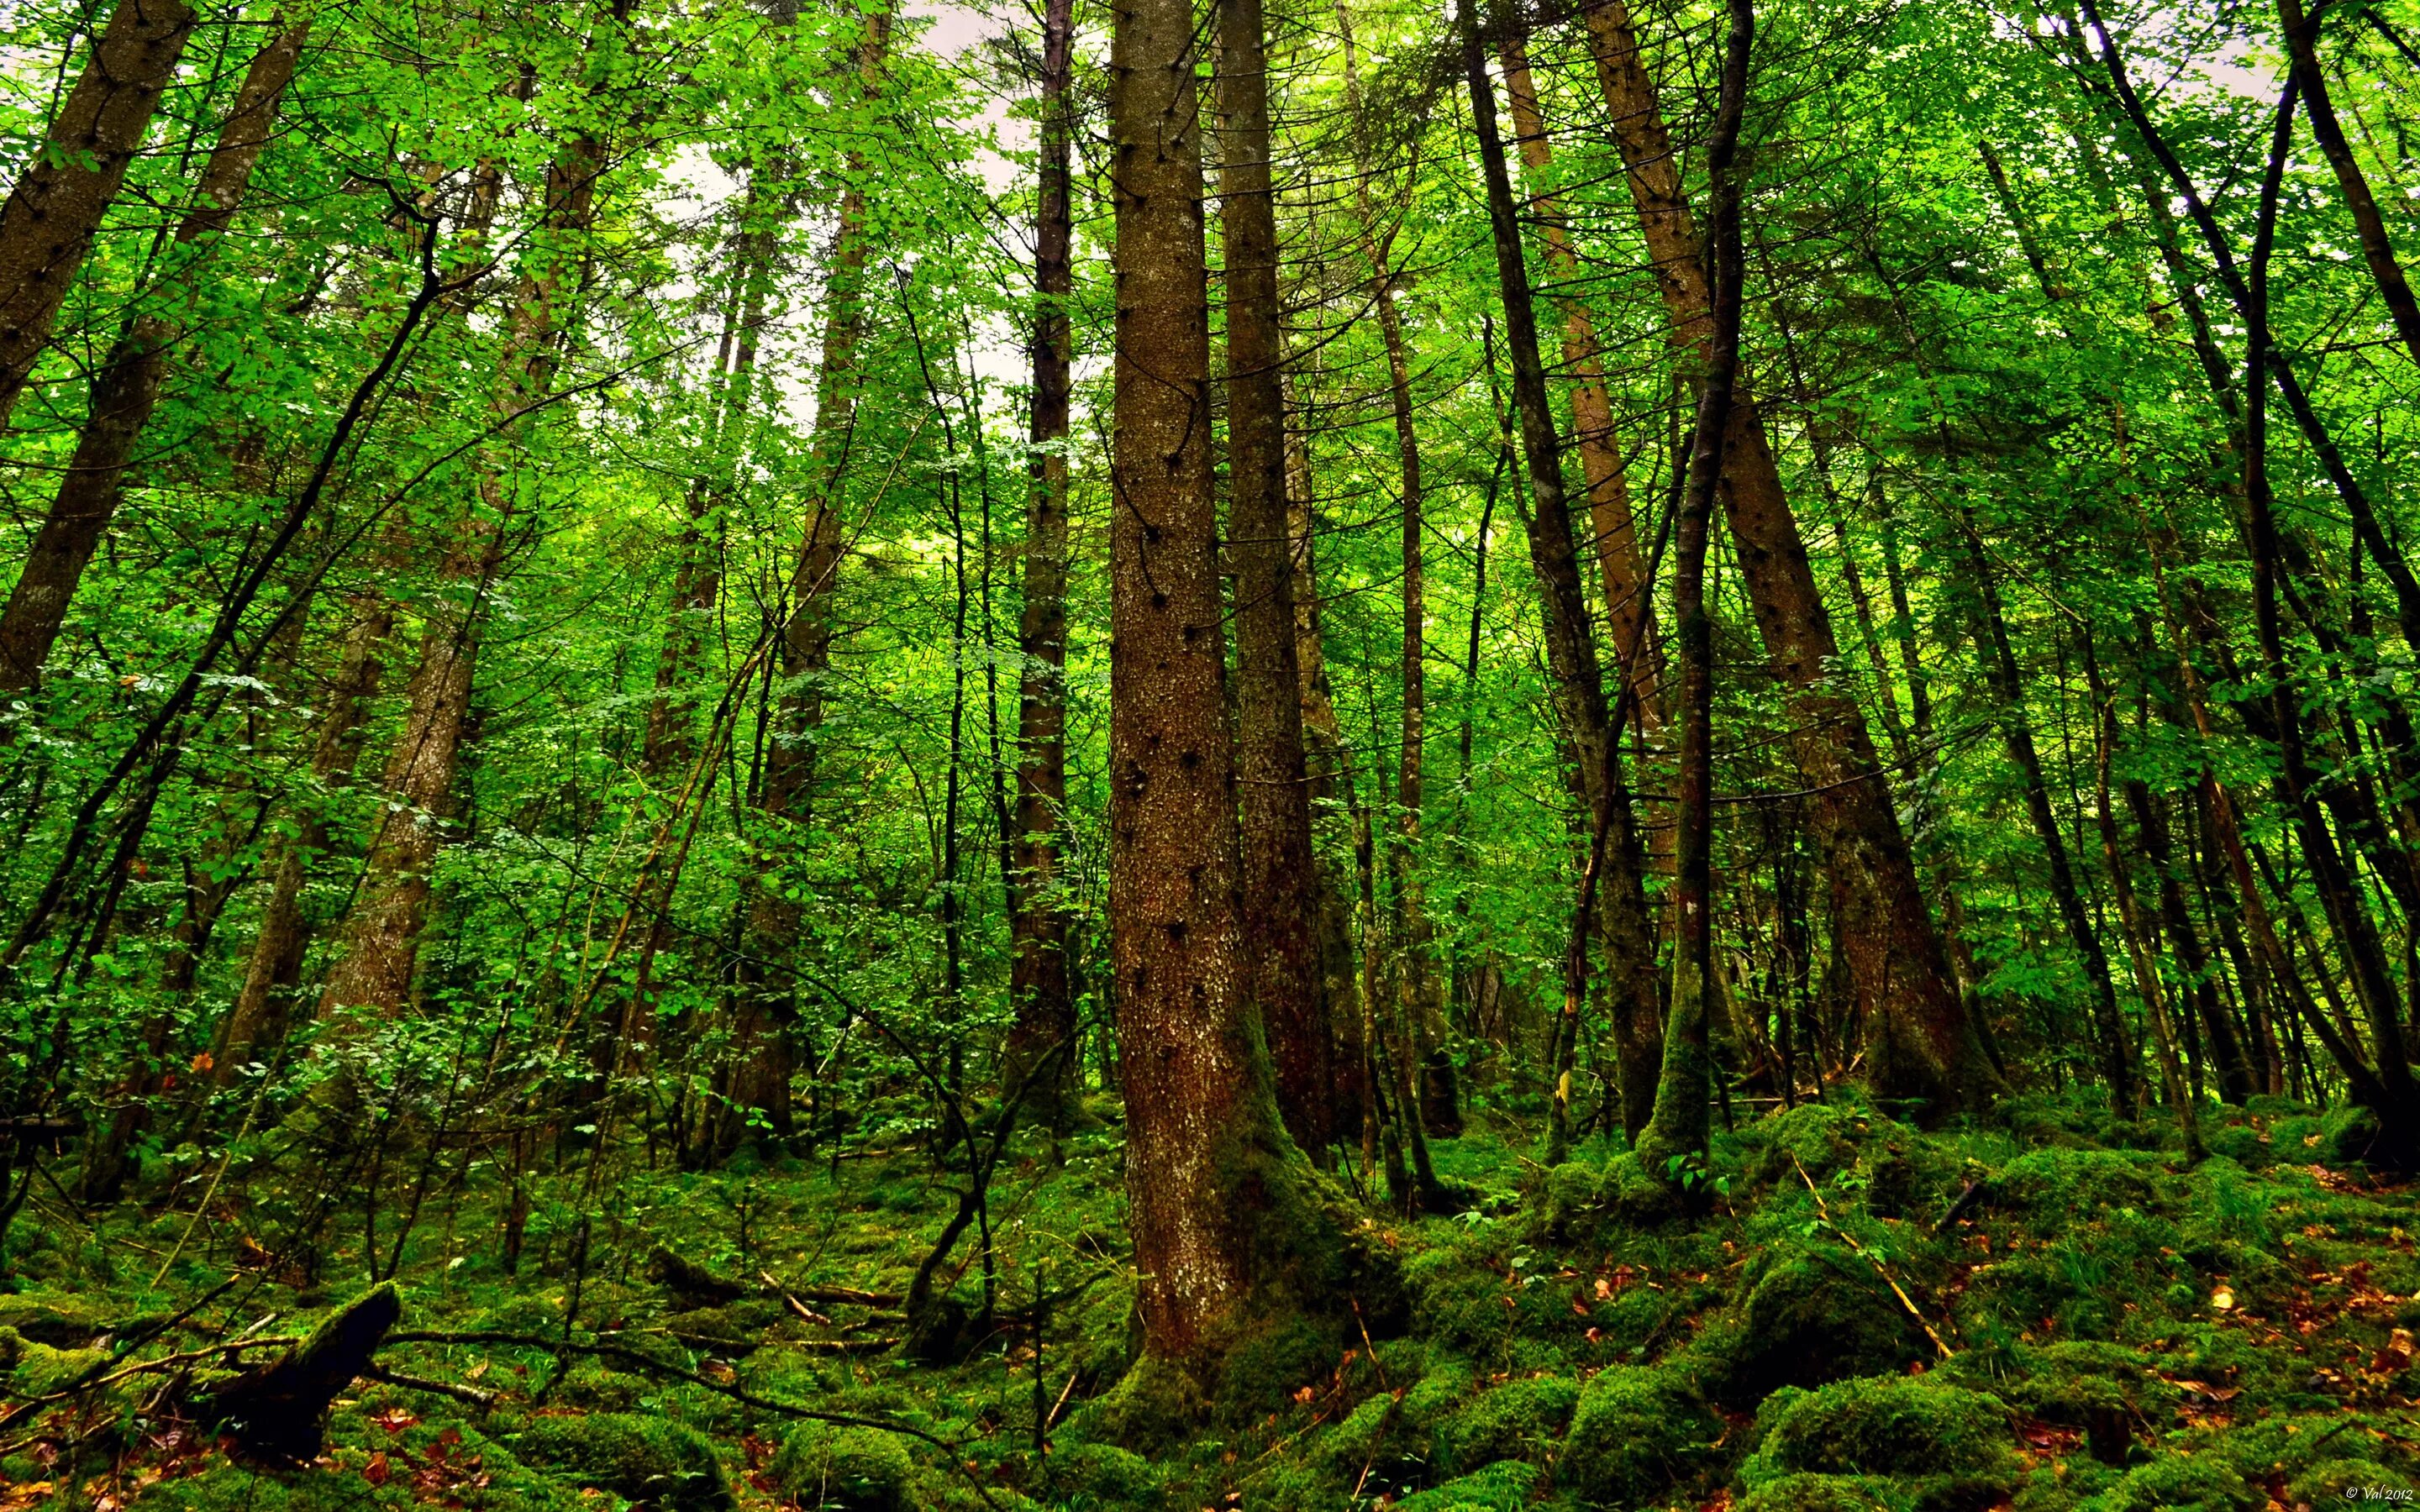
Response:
[[1497, 36, 1660, 728], [2126, 777, 2253, 1104], [0, 0, 198, 428], [1286, 409, 1362, 1152], [214, 592, 395, 1084], [2280, 0, 2420, 373], [713, 13, 891, 1156], [1462, 0, 1660, 1158], [0, 21, 308, 693], [1639, 0, 1750, 1176], [999, 0, 1080, 1127], [1959, 516, 2136, 1114], [1581, 0, 1996, 1117], [1110, 0, 1355, 1381], [2084, 639, 2203, 1158], [1220, 0, 1328, 1155], [317, 123, 607, 1030]]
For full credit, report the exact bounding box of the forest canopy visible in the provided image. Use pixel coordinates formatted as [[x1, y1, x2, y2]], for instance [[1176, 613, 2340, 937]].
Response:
[[0, 0, 2417, 1506]]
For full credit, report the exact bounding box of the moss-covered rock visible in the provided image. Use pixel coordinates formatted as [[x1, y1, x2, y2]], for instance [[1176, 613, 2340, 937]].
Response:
[[1715, 1240, 1927, 1401], [1739, 1374, 2015, 1486], [2074, 1453, 2260, 1511], [1049, 1441, 1160, 1504], [1560, 1361, 1715, 1504], [1738, 1473, 1918, 1512], [1432, 1373, 1576, 1475], [1993, 1149, 2154, 1217], [513, 1410, 732, 1511], [1395, 1457, 1545, 1510], [10, 1337, 109, 1396], [773, 1422, 914, 1512], [2288, 1457, 2415, 1504], [550, 1359, 649, 1411]]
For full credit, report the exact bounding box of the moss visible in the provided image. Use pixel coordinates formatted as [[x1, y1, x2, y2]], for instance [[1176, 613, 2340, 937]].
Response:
[[2074, 1454, 2260, 1511], [1737, 1473, 1918, 1512], [1066, 1351, 1203, 1451], [2322, 1104, 2384, 1165], [1716, 1240, 1927, 1401], [2288, 1457, 2414, 1504], [513, 1410, 732, 1512], [1739, 1374, 2015, 1488], [773, 1422, 914, 1512], [0, 1289, 125, 1347], [1559, 1361, 1716, 1504], [1395, 1457, 1546, 1510], [1993, 1149, 2154, 1217], [1431, 1373, 1577, 1475], [551, 1359, 649, 1411], [1210, 1311, 1337, 1425], [10, 1338, 109, 1396], [1049, 1441, 1160, 1504]]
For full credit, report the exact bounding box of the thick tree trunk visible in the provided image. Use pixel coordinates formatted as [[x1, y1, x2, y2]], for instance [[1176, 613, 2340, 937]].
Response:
[[1110, 0, 1362, 1383], [0, 22, 308, 692], [1463, 0, 1660, 1157], [1581, 0, 1996, 1118], [1000, 0, 1080, 1126], [1220, 0, 1328, 1155], [0, 0, 198, 428]]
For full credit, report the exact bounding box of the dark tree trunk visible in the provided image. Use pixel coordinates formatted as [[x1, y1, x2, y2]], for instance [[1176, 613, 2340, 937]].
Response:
[[1221, 0, 1328, 1155], [1639, 0, 1750, 1176], [1960, 517, 2136, 1115], [1000, 0, 1080, 1127], [1463, 0, 1660, 1158], [0, 0, 198, 427], [2279, 0, 2420, 373]]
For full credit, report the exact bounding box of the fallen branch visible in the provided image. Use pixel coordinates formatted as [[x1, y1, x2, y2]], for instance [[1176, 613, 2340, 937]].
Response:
[[360, 1363, 496, 1411]]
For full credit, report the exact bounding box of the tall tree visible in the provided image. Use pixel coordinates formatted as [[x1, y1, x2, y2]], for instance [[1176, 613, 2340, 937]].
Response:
[[0, 0, 198, 428], [0, 21, 312, 695]]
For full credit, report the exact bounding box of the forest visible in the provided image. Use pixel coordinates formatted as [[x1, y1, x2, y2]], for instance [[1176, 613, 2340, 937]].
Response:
[[0, 0, 2417, 1505]]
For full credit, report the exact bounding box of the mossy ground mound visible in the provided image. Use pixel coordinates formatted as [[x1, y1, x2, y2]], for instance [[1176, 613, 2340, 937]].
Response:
[[8, 1093, 2419, 1511]]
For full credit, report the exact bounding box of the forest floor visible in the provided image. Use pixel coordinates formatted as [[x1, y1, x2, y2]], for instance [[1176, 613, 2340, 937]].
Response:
[[2, 1089, 2417, 1510]]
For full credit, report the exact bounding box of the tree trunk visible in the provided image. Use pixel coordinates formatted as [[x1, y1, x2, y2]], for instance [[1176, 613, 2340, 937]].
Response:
[[1000, 0, 1080, 1128], [1462, 0, 1660, 1157], [1960, 515, 2136, 1115], [0, 20, 308, 692], [1286, 407, 1362, 1151], [713, 13, 891, 1157], [1581, 0, 1996, 1118], [317, 123, 606, 1029], [2125, 777, 2254, 1104], [0, 0, 198, 428], [2280, 0, 2420, 374], [1497, 36, 1660, 728], [1221, 0, 1328, 1155], [1111, 0, 1361, 1384], [1639, 0, 1750, 1177]]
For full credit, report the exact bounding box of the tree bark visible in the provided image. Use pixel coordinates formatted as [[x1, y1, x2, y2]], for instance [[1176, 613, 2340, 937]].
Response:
[[1581, 0, 1996, 1119], [0, 20, 308, 693], [999, 0, 1080, 1128], [1462, 0, 1660, 1156], [2279, 0, 2420, 374], [1111, 0, 1359, 1378], [1639, 0, 1749, 1177], [0, 0, 198, 428], [1220, 0, 1328, 1154], [1497, 35, 1660, 729]]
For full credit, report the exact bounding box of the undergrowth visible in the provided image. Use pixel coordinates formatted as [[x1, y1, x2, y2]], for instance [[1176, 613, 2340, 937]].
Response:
[[3, 1089, 2417, 1510]]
